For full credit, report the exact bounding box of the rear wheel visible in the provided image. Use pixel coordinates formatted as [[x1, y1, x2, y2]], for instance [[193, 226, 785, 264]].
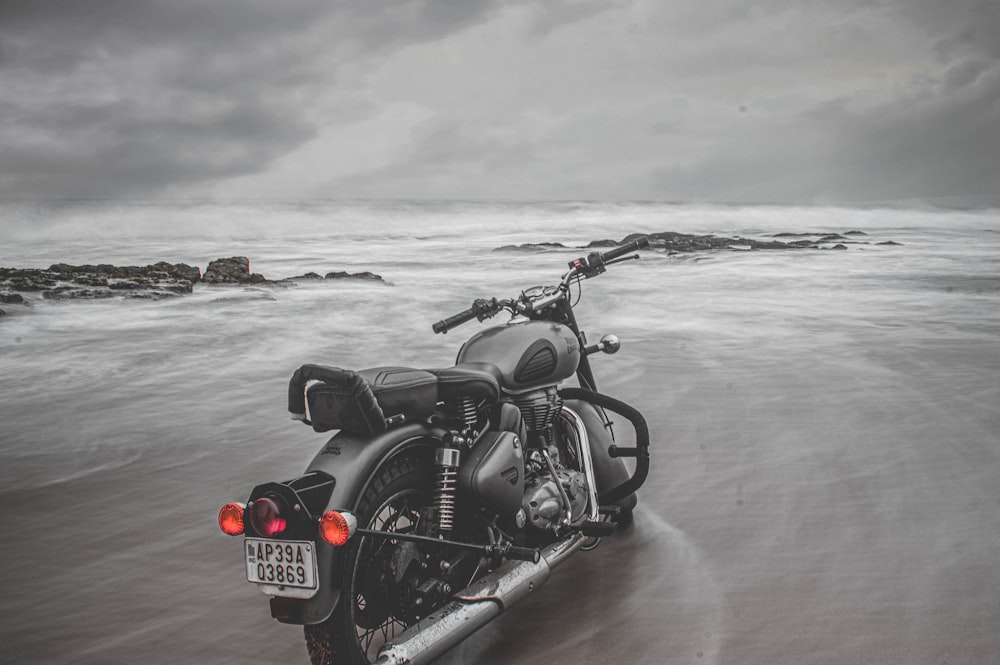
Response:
[[304, 452, 480, 665]]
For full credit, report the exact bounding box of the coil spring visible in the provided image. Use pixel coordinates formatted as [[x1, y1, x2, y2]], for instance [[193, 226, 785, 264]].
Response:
[[458, 397, 477, 430], [436, 467, 458, 531]]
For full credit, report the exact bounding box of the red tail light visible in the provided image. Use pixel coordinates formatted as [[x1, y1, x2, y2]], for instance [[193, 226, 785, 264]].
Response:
[[319, 510, 357, 546], [249, 496, 288, 537], [218, 502, 246, 536]]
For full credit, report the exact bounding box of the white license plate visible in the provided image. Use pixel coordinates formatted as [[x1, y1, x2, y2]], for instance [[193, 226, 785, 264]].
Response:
[[245, 538, 318, 594]]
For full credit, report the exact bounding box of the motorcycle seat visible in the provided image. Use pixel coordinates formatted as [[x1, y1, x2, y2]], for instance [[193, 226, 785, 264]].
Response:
[[430, 362, 502, 404], [289, 364, 438, 434]]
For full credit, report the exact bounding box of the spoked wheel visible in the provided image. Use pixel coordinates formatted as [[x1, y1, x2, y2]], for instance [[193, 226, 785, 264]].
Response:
[[305, 452, 481, 665], [351, 487, 425, 656]]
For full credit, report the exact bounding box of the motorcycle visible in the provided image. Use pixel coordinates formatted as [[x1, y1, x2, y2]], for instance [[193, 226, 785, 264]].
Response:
[[218, 236, 652, 665]]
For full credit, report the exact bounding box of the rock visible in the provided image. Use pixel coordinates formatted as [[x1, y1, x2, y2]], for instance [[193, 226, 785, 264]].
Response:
[[493, 242, 568, 252], [877, 241, 903, 246], [122, 291, 182, 300], [160, 283, 195, 295], [72, 275, 109, 287], [0, 268, 58, 290], [43, 287, 116, 300], [1, 257, 390, 306], [746, 240, 798, 250], [501, 228, 900, 256], [108, 280, 148, 290], [2, 261, 201, 301], [324, 271, 386, 282], [585, 239, 619, 248], [640, 231, 804, 253], [152, 261, 202, 283], [45, 262, 195, 280], [202, 257, 266, 284]]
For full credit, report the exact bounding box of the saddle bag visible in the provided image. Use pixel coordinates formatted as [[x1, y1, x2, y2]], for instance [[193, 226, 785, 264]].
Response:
[[288, 364, 438, 435]]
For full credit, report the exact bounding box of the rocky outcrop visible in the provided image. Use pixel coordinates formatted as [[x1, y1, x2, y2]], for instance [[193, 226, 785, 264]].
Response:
[[0, 262, 202, 302], [324, 271, 386, 282], [492, 242, 568, 252], [0, 256, 388, 307], [622, 231, 860, 252], [202, 257, 266, 284], [585, 239, 620, 248], [495, 230, 899, 254], [277, 270, 388, 284]]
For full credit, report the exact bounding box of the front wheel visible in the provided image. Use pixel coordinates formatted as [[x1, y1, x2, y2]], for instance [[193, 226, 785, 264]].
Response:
[[304, 452, 480, 665]]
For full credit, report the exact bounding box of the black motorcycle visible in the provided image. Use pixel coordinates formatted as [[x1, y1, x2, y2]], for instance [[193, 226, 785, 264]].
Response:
[[218, 236, 652, 665]]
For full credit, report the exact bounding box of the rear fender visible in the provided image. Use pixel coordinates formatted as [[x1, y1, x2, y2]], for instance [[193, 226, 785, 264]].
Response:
[[268, 422, 443, 625]]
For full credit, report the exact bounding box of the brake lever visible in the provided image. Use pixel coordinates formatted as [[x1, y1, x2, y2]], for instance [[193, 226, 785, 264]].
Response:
[[605, 254, 640, 266]]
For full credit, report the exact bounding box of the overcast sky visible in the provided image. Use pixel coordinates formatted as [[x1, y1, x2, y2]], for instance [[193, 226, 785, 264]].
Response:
[[1, 0, 998, 204]]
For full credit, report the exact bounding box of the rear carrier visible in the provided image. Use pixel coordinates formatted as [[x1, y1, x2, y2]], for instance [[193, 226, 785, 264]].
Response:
[[288, 364, 438, 435]]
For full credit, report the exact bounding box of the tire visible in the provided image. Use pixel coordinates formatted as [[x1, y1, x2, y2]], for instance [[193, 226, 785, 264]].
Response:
[[304, 452, 436, 665]]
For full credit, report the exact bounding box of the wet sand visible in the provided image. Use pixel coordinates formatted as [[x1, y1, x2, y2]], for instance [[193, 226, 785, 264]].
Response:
[[4, 317, 997, 665]]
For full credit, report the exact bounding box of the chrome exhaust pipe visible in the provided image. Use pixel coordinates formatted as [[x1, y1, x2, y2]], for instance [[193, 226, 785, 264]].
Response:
[[374, 533, 586, 665]]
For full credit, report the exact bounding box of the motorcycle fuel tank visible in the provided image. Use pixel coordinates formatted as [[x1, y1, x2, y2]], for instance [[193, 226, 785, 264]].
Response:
[[457, 320, 580, 392]]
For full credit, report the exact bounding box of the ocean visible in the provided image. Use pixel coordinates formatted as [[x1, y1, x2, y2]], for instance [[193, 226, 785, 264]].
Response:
[[1, 200, 999, 664]]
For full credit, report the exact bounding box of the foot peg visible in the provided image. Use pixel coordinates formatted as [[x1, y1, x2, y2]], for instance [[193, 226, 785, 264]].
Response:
[[579, 519, 616, 537], [488, 542, 541, 563], [502, 544, 541, 563]]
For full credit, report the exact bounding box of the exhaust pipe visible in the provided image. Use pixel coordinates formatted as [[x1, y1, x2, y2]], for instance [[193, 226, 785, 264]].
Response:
[[374, 533, 586, 665]]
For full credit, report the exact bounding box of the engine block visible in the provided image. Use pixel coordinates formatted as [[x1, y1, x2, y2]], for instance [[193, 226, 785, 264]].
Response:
[[521, 468, 588, 530]]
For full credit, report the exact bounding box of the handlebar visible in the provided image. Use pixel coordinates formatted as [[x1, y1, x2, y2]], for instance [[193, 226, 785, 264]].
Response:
[[432, 235, 649, 334], [433, 298, 501, 334], [569, 236, 650, 277], [601, 236, 650, 262], [432, 308, 477, 335]]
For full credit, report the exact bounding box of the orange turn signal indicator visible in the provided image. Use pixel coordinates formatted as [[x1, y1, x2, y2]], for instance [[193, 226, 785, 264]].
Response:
[[319, 510, 357, 546], [218, 502, 246, 536]]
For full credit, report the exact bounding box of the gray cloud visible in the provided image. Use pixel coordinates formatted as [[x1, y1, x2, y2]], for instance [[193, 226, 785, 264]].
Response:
[[0, 0, 338, 197], [1, 0, 997, 203]]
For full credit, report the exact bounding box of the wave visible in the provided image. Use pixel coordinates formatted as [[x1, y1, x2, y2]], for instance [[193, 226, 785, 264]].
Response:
[[0, 450, 145, 495]]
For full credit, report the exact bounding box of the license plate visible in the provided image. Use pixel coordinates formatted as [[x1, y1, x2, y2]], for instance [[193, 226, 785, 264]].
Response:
[[245, 538, 318, 596]]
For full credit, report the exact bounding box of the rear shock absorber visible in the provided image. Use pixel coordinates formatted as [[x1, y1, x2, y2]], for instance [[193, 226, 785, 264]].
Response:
[[435, 446, 461, 532]]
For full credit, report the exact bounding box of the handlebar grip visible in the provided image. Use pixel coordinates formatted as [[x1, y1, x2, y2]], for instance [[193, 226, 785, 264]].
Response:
[[433, 307, 478, 334], [601, 235, 650, 263]]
